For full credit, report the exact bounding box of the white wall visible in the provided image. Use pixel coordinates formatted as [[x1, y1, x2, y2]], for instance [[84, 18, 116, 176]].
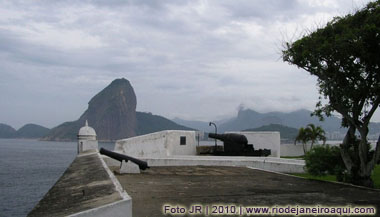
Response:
[[281, 144, 311, 157], [227, 131, 280, 157], [115, 130, 196, 158], [70, 153, 132, 217], [78, 140, 98, 154], [141, 156, 305, 173]]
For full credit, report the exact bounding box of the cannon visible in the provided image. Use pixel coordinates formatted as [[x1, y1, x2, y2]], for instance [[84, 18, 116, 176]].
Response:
[[208, 133, 248, 144], [208, 133, 271, 156], [208, 133, 248, 153], [99, 148, 149, 170]]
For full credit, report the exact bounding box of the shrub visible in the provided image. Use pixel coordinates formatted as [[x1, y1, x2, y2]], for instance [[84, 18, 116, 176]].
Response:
[[304, 145, 345, 178]]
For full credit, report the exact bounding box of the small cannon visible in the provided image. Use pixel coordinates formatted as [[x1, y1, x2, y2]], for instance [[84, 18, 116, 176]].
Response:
[[208, 133, 271, 156], [99, 148, 149, 170]]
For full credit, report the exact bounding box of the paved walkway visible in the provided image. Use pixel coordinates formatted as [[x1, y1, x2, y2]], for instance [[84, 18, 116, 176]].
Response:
[[139, 155, 306, 173], [116, 166, 380, 217]]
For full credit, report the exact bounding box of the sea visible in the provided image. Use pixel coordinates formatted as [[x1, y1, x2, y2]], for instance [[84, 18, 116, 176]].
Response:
[[0, 139, 115, 217]]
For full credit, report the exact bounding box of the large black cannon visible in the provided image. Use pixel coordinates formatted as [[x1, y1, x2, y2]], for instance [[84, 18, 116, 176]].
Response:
[[208, 133, 248, 153], [208, 133, 271, 156], [99, 148, 149, 170]]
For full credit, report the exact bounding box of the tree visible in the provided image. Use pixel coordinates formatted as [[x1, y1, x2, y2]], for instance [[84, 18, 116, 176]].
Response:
[[295, 124, 326, 154], [295, 127, 309, 154], [283, 1, 380, 187], [305, 124, 326, 150]]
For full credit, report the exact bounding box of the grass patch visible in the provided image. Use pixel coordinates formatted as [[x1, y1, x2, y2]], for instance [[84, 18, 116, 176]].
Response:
[[291, 164, 380, 189], [291, 173, 336, 182]]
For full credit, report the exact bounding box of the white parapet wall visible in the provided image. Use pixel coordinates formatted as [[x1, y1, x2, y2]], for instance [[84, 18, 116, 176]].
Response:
[[141, 155, 305, 173], [115, 130, 197, 158], [226, 131, 281, 157], [281, 144, 311, 157], [70, 153, 132, 217]]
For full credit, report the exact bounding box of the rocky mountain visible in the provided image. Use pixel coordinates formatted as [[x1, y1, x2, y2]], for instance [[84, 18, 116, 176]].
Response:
[[43, 78, 192, 141], [16, 124, 50, 138], [0, 123, 16, 138], [85, 78, 137, 140]]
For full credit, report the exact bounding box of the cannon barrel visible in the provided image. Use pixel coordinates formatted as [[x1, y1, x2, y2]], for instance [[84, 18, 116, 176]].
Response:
[[99, 148, 149, 170], [208, 133, 248, 145]]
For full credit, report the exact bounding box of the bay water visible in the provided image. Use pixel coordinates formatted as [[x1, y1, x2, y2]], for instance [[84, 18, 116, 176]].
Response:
[[0, 139, 114, 217]]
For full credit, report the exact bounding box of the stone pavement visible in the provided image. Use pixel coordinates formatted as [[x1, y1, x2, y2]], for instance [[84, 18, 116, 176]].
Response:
[[116, 166, 380, 217]]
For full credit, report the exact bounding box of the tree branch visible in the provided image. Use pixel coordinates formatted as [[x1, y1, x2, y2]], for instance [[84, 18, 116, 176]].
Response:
[[363, 97, 380, 126], [341, 125, 355, 172], [367, 135, 380, 174], [331, 102, 356, 126]]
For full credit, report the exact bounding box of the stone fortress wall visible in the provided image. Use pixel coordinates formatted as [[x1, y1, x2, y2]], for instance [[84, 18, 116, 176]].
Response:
[[114, 130, 197, 158]]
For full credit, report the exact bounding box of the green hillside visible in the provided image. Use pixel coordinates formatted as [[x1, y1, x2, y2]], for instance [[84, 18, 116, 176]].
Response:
[[16, 124, 50, 138], [244, 124, 298, 140], [136, 112, 193, 135], [0, 123, 16, 138]]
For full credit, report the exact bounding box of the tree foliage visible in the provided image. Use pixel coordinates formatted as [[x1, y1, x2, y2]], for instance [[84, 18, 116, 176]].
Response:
[[305, 145, 345, 177], [283, 1, 380, 124], [283, 1, 380, 187], [295, 127, 308, 154], [305, 124, 326, 148], [295, 124, 326, 154]]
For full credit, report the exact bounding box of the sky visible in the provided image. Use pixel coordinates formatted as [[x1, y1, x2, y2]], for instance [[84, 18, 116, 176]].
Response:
[[0, 0, 379, 129]]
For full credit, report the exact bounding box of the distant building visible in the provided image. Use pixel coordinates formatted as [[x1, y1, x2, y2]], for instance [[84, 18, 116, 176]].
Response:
[[77, 120, 98, 153]]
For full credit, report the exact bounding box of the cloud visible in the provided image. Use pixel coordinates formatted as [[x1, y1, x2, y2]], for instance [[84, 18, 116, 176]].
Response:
[[0, 0, 378, 128]]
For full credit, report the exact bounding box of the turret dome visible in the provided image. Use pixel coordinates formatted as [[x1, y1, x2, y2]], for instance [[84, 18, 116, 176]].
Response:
[[78, 120, 96, 137], [77, 120, 98, 154]]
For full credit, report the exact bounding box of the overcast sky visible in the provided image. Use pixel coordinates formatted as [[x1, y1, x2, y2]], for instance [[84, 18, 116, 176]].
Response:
[[1, 0, 378, 129]]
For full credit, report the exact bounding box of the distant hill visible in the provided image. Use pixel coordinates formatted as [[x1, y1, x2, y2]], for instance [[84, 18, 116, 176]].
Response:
[[16, 124, 50, 138], [43, 78, 193, 141], [137, 112, 193, 135], [0, 123, 50, 138], [174, 109, 344, 133], [0, 123, 16, 138], [172, 118, 210, 132], [173, 108, 379, 139], [218, 108, 344, 133], [41, 121, 81, 141], [243, 124, 298, 140], [172, 117, 232, 132]]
